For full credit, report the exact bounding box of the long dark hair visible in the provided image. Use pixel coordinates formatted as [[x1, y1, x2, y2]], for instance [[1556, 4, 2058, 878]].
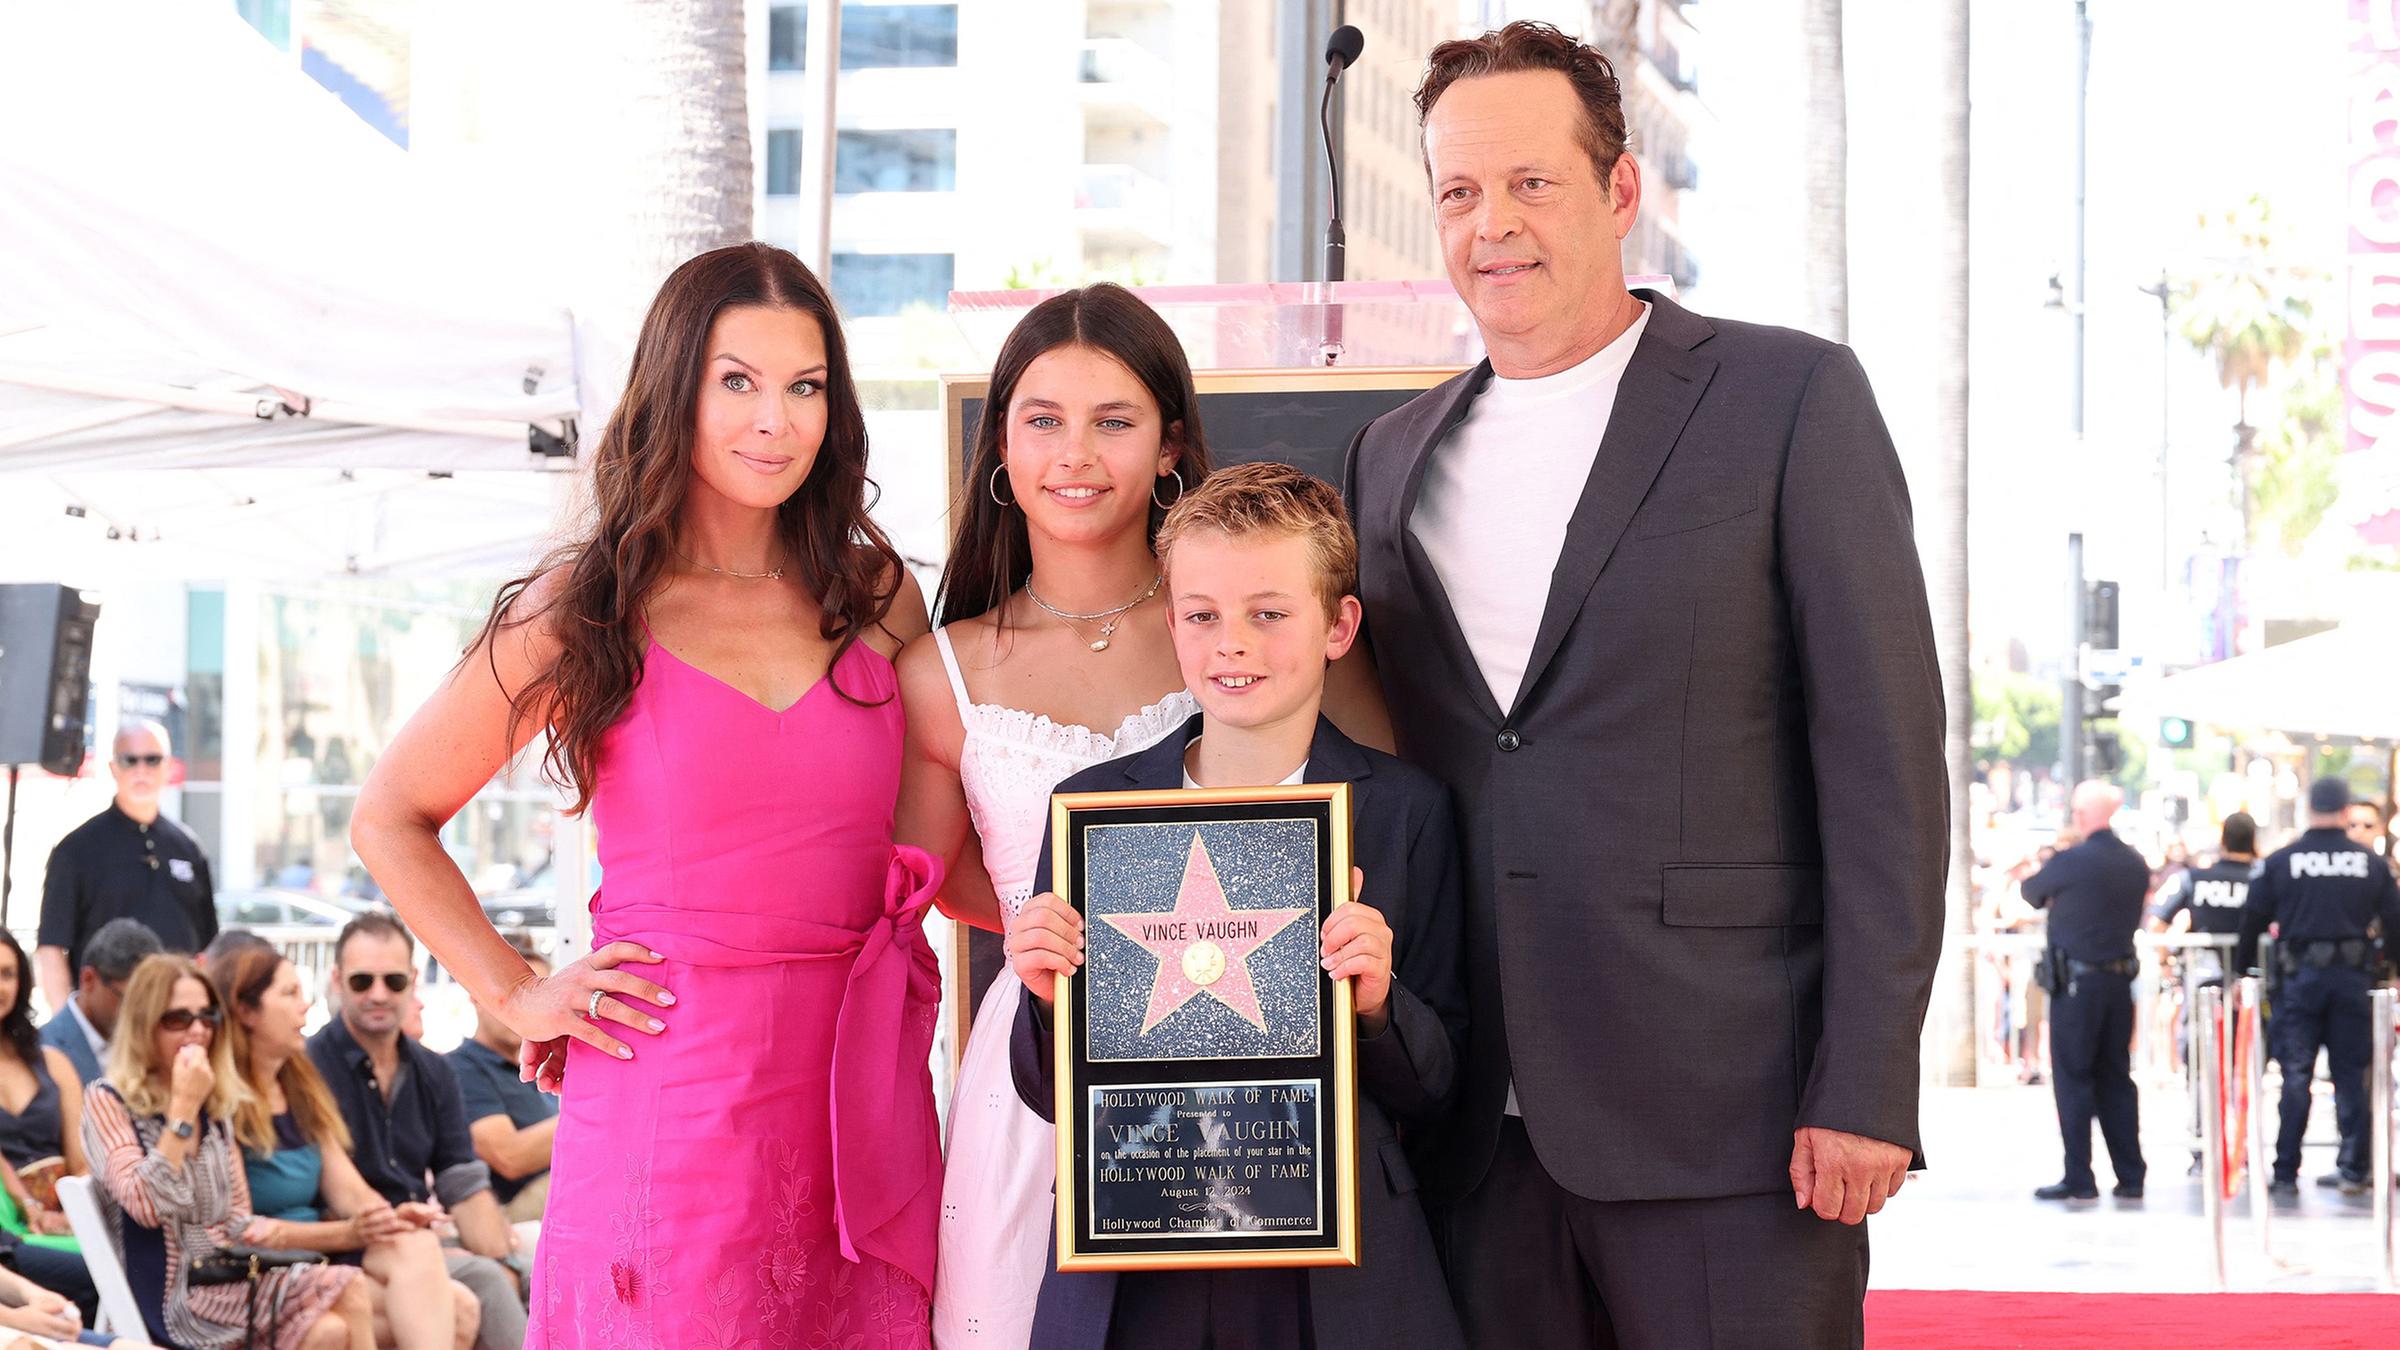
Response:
[[935, 283, 1214, 627], [0, 931, 36, 1072], [472, 242, 904, 812]]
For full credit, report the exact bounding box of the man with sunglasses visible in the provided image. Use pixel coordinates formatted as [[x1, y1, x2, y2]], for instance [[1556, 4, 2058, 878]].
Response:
[[34, 719, 217, 1017], [310, 912, 527, 1350]]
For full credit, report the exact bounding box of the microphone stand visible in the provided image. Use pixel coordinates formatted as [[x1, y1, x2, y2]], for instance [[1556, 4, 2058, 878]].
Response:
[[1318, 61, 1347, 365]]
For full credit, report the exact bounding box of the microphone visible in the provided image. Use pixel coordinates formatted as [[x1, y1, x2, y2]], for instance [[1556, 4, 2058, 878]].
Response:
[[1320, 25, 1364, 285]]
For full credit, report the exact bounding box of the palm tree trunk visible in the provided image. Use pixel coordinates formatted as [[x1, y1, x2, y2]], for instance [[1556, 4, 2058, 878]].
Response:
[[1927, 0, 1976, 1085], [572, 0, 756, 334], [1801, 0, 1848, 342]]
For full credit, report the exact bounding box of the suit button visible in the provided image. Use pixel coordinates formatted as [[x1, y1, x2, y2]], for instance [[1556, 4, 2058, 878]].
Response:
[[1495, 728, 1522, 753]]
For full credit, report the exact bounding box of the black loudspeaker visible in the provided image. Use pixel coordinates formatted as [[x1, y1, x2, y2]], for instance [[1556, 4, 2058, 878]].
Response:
[[0, 584, 102, 776]]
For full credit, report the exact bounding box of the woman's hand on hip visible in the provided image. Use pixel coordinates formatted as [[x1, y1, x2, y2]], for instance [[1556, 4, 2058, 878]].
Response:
[[497, 941, 675, 1065]]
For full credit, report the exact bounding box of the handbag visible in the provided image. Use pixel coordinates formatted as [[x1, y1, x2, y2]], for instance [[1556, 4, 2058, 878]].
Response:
[[187, 1243, 326, 1349]]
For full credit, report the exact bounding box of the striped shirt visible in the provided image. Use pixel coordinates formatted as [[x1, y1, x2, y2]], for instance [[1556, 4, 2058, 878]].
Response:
[[82, 1081, 357, 1349]]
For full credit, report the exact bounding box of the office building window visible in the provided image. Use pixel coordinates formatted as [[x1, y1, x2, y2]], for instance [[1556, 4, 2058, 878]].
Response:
[[770, 6, 805, 70], [768, 129, 803, 196], [835, 129, 956, 193], [844, 6, 959, 68], [830, 252, 954, 316]]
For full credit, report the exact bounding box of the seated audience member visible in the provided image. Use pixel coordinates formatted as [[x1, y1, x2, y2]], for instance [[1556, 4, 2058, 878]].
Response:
[[38, 922, 159, 1100], [216, 944, 480, 1349], [83, 955, 369, 1348], [0, 932, 96, 1324], [444, 946, 556, 1225], [0, 1256, 130, 1346], [196, 929, 276, 974], [308, 916, 524, 1350]]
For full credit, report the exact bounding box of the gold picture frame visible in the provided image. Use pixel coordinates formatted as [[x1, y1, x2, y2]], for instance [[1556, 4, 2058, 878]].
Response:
[[1047, 781, 1359, 1271]]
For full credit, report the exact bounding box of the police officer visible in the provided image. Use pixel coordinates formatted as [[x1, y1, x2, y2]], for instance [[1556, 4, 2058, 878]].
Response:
[[34, 718, 218, 1016], [2021, 780, 2152, 1202], [2237, 776, 2400, 1196], [2148, 812, 2258, 1172]]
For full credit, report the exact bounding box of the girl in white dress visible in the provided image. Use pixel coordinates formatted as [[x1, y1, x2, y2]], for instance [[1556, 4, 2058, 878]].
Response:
[[896, 284, 1215, 1348]]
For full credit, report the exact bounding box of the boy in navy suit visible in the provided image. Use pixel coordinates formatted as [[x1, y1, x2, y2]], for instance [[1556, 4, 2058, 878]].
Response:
[[1006, 461, 1469, 1350]]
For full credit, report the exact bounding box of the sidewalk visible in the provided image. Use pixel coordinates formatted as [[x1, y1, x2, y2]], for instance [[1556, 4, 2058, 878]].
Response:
[[1870, 1084, 2390, 1294]]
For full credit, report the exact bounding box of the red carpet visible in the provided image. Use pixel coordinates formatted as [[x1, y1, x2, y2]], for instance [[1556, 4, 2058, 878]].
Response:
[[1864, 1289, 2394, 1347]]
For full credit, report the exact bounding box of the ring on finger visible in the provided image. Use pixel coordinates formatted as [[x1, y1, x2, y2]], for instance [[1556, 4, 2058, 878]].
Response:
[[587, 988, 605, 1021]]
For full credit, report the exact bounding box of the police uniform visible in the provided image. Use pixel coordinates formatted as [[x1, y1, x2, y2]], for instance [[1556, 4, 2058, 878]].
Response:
[[2237, 825, 2400, 1187], [2021, 827, 2151, 1195], [36, 803, 219, 976], [2151, 853, 2255, 1161]]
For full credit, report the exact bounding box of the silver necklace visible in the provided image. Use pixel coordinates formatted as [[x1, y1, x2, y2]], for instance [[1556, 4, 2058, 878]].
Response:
[[1025, 573, 1162, 652], [677, 547, 784, 581]]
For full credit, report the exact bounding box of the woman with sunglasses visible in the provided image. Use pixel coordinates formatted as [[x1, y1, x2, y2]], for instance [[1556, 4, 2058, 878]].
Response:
[[214, 945, 480, 1349], [82, 956, 370, 1349]]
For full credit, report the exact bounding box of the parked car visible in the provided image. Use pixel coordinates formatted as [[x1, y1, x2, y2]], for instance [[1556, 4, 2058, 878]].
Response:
[[215, 887, 367, 930], [481, 888, 555, 932]]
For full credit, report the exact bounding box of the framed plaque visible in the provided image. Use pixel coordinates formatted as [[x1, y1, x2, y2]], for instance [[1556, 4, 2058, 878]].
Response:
[[1049, 782, 1359, 1271]]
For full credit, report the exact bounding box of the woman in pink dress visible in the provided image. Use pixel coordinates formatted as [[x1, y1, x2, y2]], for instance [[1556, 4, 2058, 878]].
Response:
[[352, 243, 940, 1347]]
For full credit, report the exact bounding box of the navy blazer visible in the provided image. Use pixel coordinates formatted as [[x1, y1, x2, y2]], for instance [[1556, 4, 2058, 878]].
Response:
[[39, 1001, 103, 1090], [1007, 713, 1469, 1350]]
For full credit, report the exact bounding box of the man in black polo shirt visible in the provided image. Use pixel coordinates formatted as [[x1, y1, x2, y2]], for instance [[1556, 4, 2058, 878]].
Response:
[[35, 719, 217, 1015], [447, 942, 558, 1224], [2148, 812, 2259, 1173], [309, 913, 526, 1350], [2021, 780, 2152, 1203]]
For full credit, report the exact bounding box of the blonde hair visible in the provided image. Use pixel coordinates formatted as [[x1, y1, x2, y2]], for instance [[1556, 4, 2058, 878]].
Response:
[[106, 955, 251, 1126], [212, 947, 352, 1157], [1154, 461, 1359, 617]]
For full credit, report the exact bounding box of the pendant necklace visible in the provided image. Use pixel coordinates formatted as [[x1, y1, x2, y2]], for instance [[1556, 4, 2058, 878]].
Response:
[[1026, 573, 1163, 652]]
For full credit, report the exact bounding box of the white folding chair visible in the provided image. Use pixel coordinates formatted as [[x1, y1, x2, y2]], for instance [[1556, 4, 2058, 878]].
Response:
[[55, 1175, 154, 1345]]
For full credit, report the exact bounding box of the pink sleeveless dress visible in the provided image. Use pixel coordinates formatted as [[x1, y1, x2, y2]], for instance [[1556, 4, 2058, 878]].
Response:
[[528, 638, 943, 1349]]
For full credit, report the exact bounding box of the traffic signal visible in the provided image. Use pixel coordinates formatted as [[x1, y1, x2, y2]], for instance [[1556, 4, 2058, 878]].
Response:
[[2083, 579, 2120, 649], [2089, 683, 2123, 715], [2089, 731, 2123, 775], [2159, 716, 2194, 748]]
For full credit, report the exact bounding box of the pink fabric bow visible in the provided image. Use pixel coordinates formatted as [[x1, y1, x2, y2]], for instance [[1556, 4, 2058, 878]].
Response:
[[828, 844, 946, 1293]]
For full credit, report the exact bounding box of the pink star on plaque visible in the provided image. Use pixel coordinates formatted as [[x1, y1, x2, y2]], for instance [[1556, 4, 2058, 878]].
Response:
[[1100, 832, 1311, 1034]]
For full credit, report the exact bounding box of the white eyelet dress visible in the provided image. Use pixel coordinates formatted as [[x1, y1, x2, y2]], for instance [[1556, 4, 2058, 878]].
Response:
[[929, 627, 1195, 1349]]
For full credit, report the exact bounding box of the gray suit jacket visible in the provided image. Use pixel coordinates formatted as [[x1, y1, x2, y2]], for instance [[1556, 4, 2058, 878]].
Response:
[[1345, 290, 1948, 1204], [1010, 715, 1469, 1350]]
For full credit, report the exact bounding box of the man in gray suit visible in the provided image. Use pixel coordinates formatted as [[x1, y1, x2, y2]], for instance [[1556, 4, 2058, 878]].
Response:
[[1340, 22, 1947, 1348], [38, 917, 160, 1087]]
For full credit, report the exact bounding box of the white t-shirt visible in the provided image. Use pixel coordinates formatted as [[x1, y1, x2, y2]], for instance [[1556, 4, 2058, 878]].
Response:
[[1409, 304, 1651, 713], [1412, 304, 1650, 1116], [1181, 738, 1309, 790]]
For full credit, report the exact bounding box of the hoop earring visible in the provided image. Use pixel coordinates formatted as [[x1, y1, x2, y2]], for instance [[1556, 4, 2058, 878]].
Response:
[[1152, 469, 1185, 511], [989, 464, 1017, 509]]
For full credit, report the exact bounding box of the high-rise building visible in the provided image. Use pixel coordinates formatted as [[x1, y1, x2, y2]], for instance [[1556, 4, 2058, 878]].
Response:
[[1588, 0, 1701, 291], [755, 1, 1232, 326]]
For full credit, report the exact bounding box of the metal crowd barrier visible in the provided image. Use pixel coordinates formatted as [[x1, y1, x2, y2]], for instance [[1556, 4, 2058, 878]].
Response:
[[2374, 986, 2395, 1291], [1927, 930, 2240, 1087], [2201, 974, 2393, 1288]]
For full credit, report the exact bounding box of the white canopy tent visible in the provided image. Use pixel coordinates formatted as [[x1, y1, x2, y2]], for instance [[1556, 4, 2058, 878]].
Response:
[[0, 0, 583, 580], [2122, 623, 2400, 743]]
